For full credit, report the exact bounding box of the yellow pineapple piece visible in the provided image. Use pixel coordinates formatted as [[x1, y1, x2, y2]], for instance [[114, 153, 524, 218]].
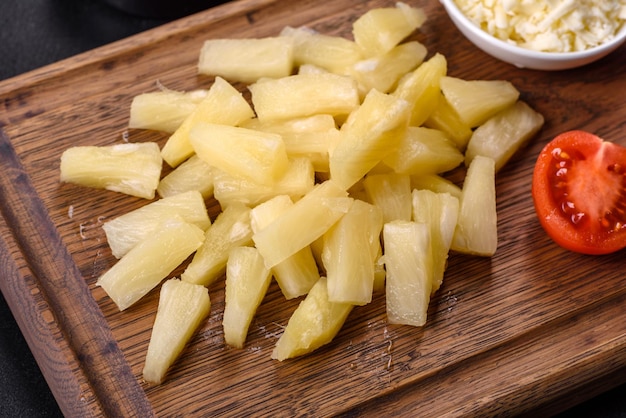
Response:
[[440, 76, 520, 128], [181, 202, 253, 286], [190, 122, 289, 187], [383, 127, 464, 176], [412, 189, 459, 293], [329, 89, 410, 190], [60, 142, 162, 200], [281, 129, 338, 173], [248, 73, 360, 122], [128, 88, 209, 133], [451, 155, 498, 256], [272, 277, 353, 361], [157, 155, 215, 199], [351, 41, 427, 95], [465, 101, 545, 171], [143, 279, 210, 385], [393, 52, 447, 127], [352, 2, 427, 57], [97, 216, 205, 311], [103, 190, 211, 259], [362, 173, 412, 223], [250, 195, 319, 299], [424, 92, 473, 150], [161, 77, 254, 168], [243, 114, 338, 173], [410, 174, 462, 200], [223, 247, 272, 348], [280, 26, 363, 75], [297, 63, 328, 75], [383, 220, 432, 327], [198, 37, 294, 83], [212, 157, 315, 208], [362, 160, 396, 177], [242, 114, 337, 134], [322, 200, 383, 305], [253, 180, 353, 268]]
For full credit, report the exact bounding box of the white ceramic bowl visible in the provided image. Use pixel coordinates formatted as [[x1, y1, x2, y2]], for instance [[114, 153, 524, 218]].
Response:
[[440, 0, 626, 70]]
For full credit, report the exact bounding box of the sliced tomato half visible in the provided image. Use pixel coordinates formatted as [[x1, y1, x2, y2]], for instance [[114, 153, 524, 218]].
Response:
[[532, 130, 626, 255]]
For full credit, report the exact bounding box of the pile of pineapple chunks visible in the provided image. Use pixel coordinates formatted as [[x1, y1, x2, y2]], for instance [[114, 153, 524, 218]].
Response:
[[59, 3, 544, 384]]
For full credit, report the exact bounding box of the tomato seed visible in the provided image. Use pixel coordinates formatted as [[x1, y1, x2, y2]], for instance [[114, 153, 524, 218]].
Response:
[[571, 212, 585, 224]]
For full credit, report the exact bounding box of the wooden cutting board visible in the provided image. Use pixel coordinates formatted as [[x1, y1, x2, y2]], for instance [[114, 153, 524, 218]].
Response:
[[1, 0, 625, 416]]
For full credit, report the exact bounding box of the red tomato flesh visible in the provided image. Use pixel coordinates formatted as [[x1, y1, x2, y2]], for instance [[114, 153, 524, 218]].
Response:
[[532, 130, 626, 255]]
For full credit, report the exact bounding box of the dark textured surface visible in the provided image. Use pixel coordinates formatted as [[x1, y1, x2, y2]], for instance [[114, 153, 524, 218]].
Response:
[[0, 1, 624, 417]]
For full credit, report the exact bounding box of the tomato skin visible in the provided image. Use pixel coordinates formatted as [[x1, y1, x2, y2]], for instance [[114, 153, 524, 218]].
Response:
[[531, 130, 626, 255]]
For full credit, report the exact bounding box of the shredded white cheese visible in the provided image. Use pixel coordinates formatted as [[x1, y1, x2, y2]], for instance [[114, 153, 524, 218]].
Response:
[[454, 0, 626, 52]]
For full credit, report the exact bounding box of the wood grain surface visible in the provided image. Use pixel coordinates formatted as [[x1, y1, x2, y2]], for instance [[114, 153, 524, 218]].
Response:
[[1, 0, 625, 416]]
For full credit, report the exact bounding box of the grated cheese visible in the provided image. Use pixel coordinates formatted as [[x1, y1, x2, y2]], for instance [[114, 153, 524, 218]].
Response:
[[454, 0, 626, 52]]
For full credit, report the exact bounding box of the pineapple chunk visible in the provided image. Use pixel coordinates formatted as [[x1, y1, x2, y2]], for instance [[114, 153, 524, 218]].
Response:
[[383, 220, 432, 327], [329, 89, 411, 190], [143, 279, 210, 385], [451, 155, 498, 256], [157, 155, 215, 199], [272, 277, 353, 361], [198, 37, 294, 83], [253, 180, 353, 268], [298, 64, 328, 75], [393, 52, 447, 127], [97, 216, 205, 311], [161, 77, 255, 168], [190, 122, 289, 187], [212, 157, 315, 208], [242, 114, 337, 134], [412, 190, 459, 293], [281, 129, 338, 173], [424, 92, 473, 150], [223, 247, 272, 348], [465, 101, 545, 171], [243, 114, 339, 173], [323, 200, 383, 305], [248, 73, 360, 122], [103, 190, 211, 259], [250, 195, 319, 299], [181, 203, 253, 286], [352, 3, 427, 57], [280, 26, 363, 75], [439, 76, 520, 128], [59, 142, 161, 199], [129, 88, 209, 133], [383, 127, 464, 175], [249, 195, 292, 232], [350, 41, 427, 95], [411, 174, 462, 200], [362, 173, 412, 223]]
